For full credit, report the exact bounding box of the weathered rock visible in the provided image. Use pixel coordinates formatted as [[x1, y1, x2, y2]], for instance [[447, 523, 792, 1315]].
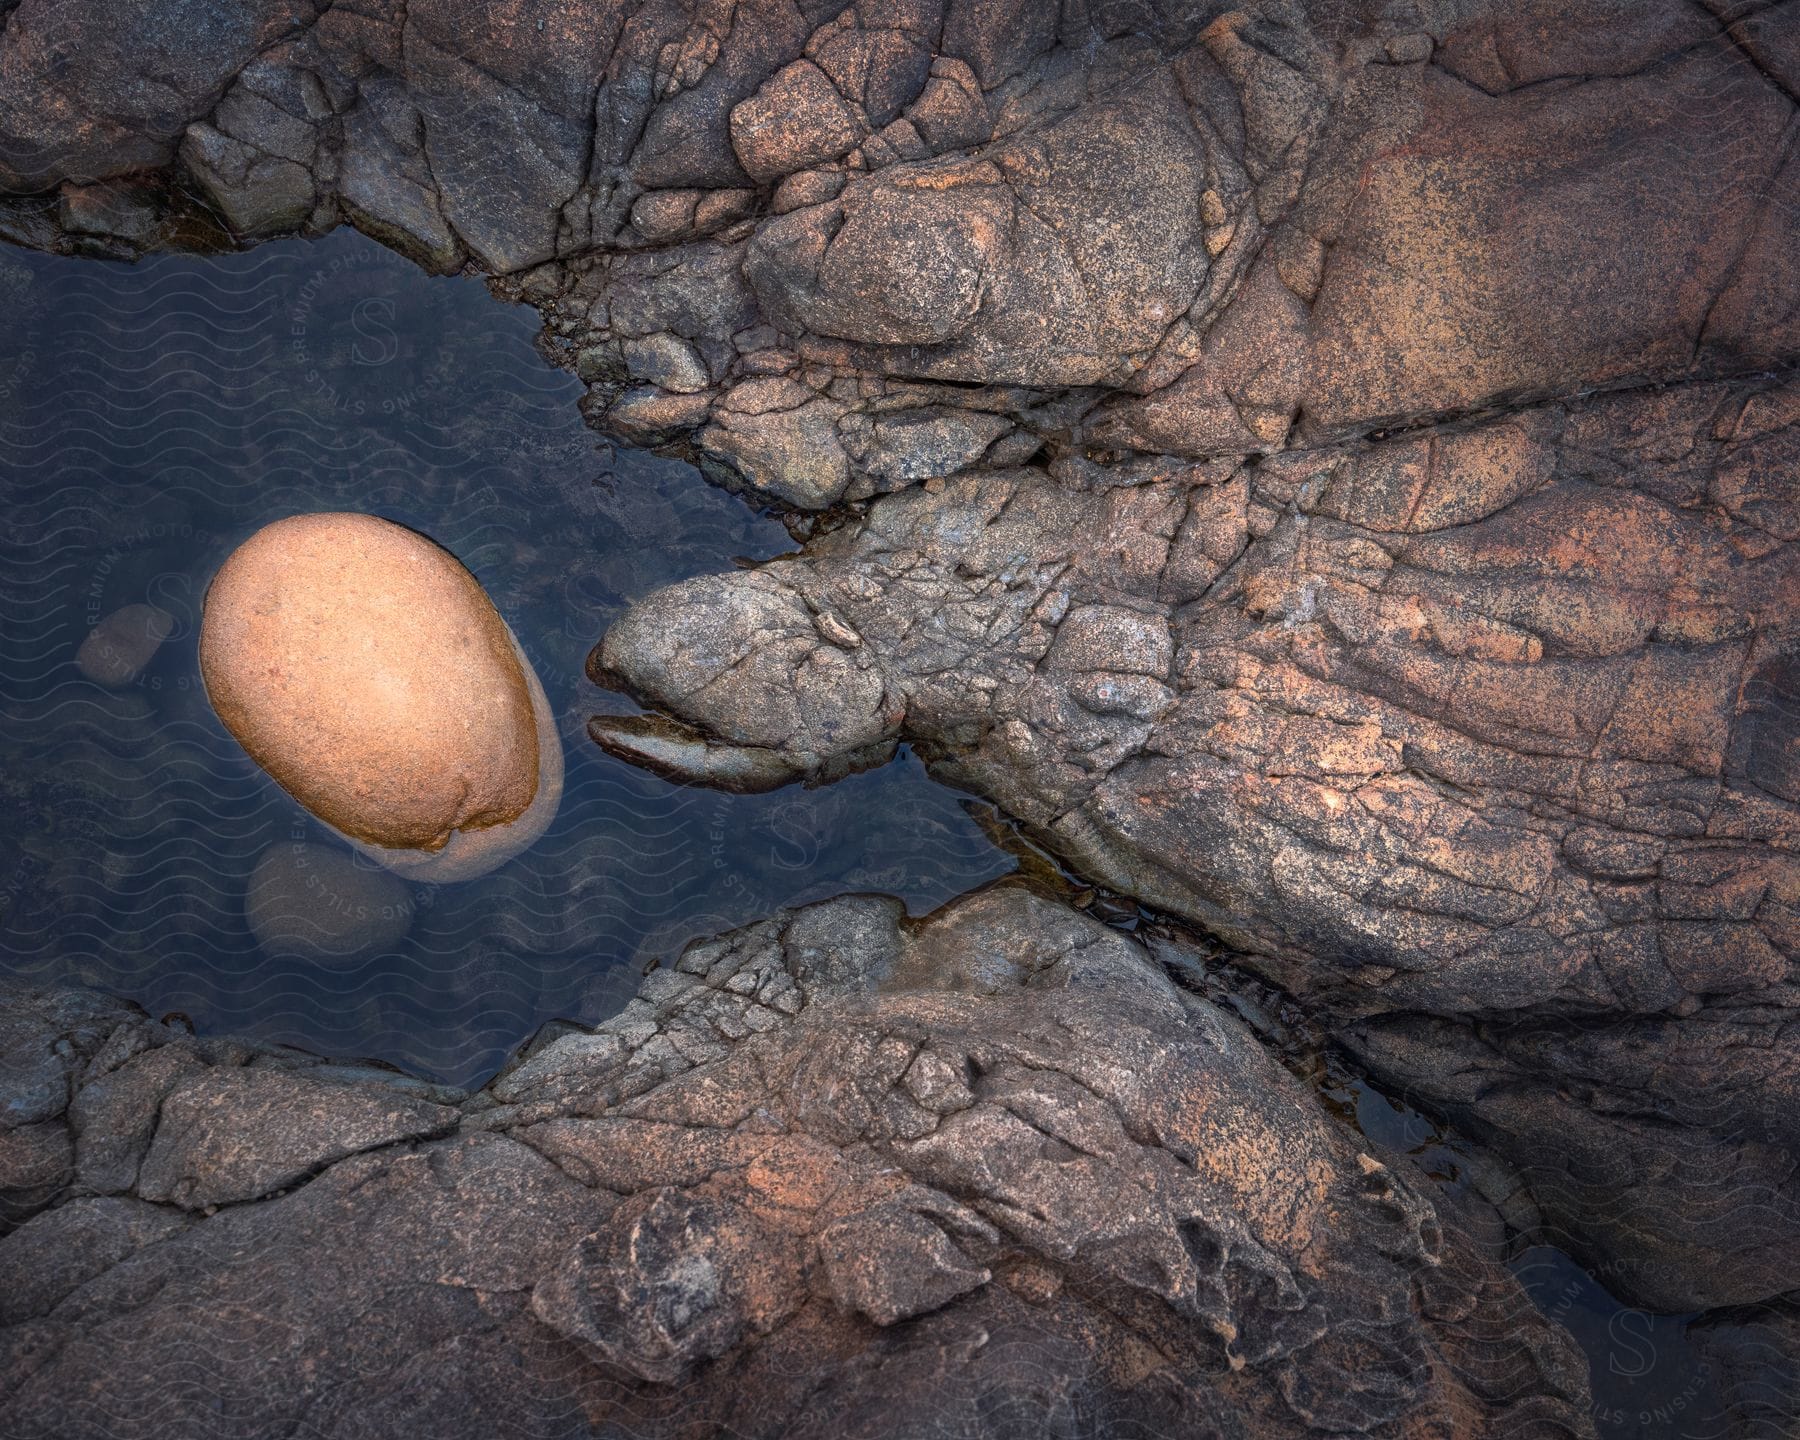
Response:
[[244, 841, 415, 962], [0, 1119, 70, 1203], [699, 379, 852, 509], [0, 0, 302, 191], [837, 405, 1013, 493], [0, 986, 144, 1222], [11, 0, 1789, 507], [134, 1065, 456, 1209], [200, 513, 562, 881], [586, 710, 893, 794], [729, 60, 866, 183], [7, 1130, 609, 1438], [0, 986, 139, 1131], [594, 568, 894, 781], [0, 1196, 190, 1324], [619, 331, 710, 394], [73, 603, 172, 686], [0, 892, 1595, 1438], [180, 121, 315, 239], [68, 1040, 207, 1196], [596, 376, 1800, 1313], [3, 0, 1798, 1398]]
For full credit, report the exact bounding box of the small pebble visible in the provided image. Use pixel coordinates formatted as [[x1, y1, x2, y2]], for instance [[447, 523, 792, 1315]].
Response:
[[76, 603, 173, 686]]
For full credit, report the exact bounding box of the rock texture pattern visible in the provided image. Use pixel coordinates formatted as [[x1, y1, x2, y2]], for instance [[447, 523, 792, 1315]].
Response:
[[600, 375, 1800, 1315], [2, 0, 1798, 1394], [201, 513, 562, 881], [0, 889, 1592, 1439]]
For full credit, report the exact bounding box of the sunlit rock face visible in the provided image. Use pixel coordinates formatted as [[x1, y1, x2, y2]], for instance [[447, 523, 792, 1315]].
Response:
[[200, 513, 561, 882]]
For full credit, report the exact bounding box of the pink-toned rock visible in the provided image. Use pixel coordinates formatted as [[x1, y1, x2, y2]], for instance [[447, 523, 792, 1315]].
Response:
[[201, 513, 561, 882], [76, 604, 173, 686]]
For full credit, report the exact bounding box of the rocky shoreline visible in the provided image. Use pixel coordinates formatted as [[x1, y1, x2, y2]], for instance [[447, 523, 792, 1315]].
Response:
[[2, 0, 1798, 1433], [0, 887, 1594, 1438]]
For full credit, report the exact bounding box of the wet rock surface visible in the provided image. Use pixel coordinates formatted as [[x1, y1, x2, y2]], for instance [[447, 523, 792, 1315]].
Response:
[[0, 888, 1591, 1438], [2, 0, 1798, 1424]]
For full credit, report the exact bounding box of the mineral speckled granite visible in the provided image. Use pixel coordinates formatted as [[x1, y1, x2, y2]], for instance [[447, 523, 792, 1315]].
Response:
[[1, 0, 1798, 1433], [0, 888, 1592, 1439]]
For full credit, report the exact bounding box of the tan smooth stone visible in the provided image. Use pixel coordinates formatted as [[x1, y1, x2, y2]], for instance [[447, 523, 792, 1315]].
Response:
[[245, 842, 414, 962], [77, 603, 173, 686], [202, 513, 561, 880], [349, 622, 563, 883]]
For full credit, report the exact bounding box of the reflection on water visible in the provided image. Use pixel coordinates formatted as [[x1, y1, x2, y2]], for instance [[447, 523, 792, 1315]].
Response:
[[0, 230, 1013, 1087]]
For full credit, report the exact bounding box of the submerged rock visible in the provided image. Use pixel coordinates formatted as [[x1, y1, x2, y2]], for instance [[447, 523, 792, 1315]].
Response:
[[200, 513, 561, 881], [75, 603, 172, 687], [244, 841, 414, 962], [0, 889, 1595, 1439]]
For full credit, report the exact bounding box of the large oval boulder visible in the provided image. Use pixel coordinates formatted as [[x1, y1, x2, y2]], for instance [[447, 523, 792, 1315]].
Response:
[[201, 512, 561, 882]]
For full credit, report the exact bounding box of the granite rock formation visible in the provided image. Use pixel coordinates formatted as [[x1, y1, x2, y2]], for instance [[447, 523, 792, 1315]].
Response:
[[1, 0, 1797, 1387], [0, 888, 1592, 1439], [597, 373, 1800, 1316]]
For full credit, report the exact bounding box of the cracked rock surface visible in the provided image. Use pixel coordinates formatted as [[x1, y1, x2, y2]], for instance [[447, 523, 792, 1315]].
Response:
[[601, 374, 1800, 1316], [0, 888, 1592, 1438], [2, 0, 1798, 1385]]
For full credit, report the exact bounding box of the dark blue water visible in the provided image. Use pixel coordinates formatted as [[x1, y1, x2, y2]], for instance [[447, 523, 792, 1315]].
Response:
[[0, 230, 1013, 1087]]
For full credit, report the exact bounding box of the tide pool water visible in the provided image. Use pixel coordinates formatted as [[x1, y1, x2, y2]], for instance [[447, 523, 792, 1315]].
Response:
[[0, 230, 1013, 1088]]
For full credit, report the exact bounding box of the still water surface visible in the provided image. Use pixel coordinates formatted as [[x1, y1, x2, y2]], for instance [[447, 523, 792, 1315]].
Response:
[[0, 230, 1012, 1088]]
